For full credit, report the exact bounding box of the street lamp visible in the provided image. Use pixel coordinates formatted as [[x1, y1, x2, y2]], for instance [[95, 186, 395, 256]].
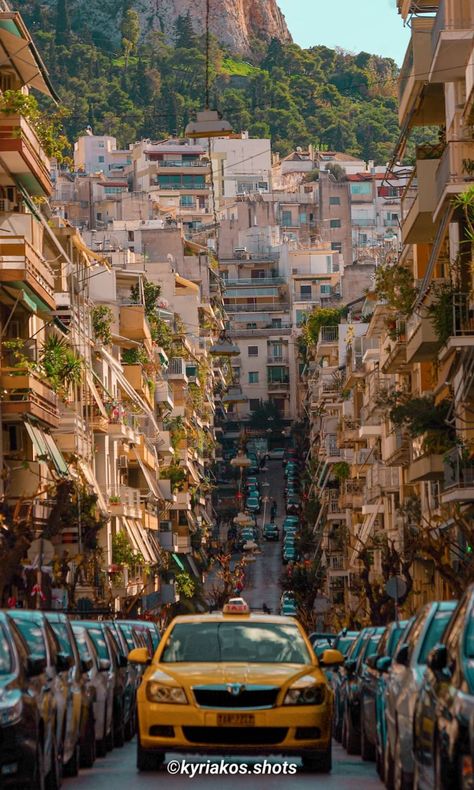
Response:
[[230, 450, 251, 499]]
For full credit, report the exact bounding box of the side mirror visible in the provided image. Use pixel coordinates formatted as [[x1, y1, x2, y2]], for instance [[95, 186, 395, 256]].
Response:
[[376, 656, 392, 674], [27, 655, 47, 677], [56, 652, 73, 672], [117, 653, 128, 669], [128, 646, 151, 665], [99, 658, 111, 672], [80, 657, 93, 673], [344, 658, 357, 674], [428, 644, 448, 673], [319, 648, 344, 667], [395, 643, 409, 667]]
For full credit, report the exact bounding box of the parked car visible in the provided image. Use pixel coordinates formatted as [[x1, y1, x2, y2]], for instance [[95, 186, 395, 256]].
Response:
[[267, 448, 285, 460], [9, 609, 76, 786], [413, 587, 474, 789], [104, 622, 137, 740], [71, 622, 113, 758], [280, 601, 298, 617], [286, 497, 300, 514], [46, 612, 96, 769], [360, 619, 408, 768], [0, 611, 51, 788], [282, 545, 297, 564], [140, 622, 161, 653], [384, 600, 457, 789], [81, 621, 129, 749], [341, 626, 385, 755]]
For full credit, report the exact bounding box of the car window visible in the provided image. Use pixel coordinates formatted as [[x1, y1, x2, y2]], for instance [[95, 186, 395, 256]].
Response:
[[462, 609, 474, 659], [50, 622, 73, 657], [8, 620, 29, 670], [86, 627, 109, 660], [44, 622, 60, 664], [443, 598, 468, 660], [161, 622, 311, 664], [118, 623, 135, 650], [387, 624, 407, 657], [147, 628, 160, 651], [405, 612, 428, 661], [72, 627, 97, 665], [347, 634, 365, 660], [0, 624, 12, 674], [419, 610, 454, 664], [337, 636, 356, 655], [11, 619, 46, 659]]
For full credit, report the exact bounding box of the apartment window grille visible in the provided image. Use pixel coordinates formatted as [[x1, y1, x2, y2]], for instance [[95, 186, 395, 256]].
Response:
[[330, 219, 341, 228], [329, 196, 341, 205], [248, 346, 259, 357]]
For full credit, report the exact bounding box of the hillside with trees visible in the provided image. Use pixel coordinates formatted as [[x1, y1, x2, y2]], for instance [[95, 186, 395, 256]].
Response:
[[18, 1, 403, 162]]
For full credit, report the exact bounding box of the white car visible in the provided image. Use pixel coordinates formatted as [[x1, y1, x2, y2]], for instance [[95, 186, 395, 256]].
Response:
[[384, 600, 457, 788], [268, 448, 285, 460]]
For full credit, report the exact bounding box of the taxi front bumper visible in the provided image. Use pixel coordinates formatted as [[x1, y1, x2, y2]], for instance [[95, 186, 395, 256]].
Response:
[[138, 701, 333, 754]]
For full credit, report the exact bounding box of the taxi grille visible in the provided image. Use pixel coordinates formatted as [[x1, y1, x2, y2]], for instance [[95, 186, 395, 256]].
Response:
[[183, 727, 288, 745], [193, 686, 279, 709]]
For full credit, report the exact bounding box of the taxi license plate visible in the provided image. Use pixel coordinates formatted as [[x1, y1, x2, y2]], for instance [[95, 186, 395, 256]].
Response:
[[217, 713, 255, 726]]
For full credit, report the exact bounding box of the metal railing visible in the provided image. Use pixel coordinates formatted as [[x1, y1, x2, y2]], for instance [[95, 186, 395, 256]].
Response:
[[444, 448, 474, 491], [167, 357, 187, 377], [318, 326, 339, 344], [156, 160, 209, 168], [224, 277, 285, 287]]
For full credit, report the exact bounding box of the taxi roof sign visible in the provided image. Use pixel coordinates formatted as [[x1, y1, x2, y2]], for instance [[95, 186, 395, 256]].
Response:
[[223, 597, 250, 615]]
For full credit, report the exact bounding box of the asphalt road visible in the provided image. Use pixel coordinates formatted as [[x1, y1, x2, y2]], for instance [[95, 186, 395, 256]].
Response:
[[64, 459, 383, 789]]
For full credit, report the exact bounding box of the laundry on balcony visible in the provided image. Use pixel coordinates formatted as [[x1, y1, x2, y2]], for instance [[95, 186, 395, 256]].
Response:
[[24, 420, 68, 476]]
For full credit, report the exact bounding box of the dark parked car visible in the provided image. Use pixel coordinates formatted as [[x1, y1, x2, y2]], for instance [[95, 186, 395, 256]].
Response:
[[342, 626, 385, 755], [105, 622, 136, 740], [334, 628, 369, 743], [71, 622, 113, 757], [46, 612, 96, 769], [9, 609, 75, 786], [263, 523, 279, 541], [413, 587, 474, 789], [0, 611, 52, 788], [360, 619, 408, 768]]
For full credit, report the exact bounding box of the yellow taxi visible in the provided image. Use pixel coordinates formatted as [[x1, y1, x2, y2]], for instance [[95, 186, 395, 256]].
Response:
[[128, 598, 343, 773]]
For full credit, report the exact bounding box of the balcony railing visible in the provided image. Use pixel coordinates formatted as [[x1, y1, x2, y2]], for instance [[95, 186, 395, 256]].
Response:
[[224, 302, 289, 313], [435, 141, 474, 210], [224, 277, 286, 287], [267, 380, 290, 391], [318, 326, 339, 344], [443, 448, 474, 493], [267, 354, 288, 364], [156, 159, 209, 168], [167, 357, 187, 378], [0, 114, 52, 196], [0, 368, 59, 427], [0, 235, 55, 311]]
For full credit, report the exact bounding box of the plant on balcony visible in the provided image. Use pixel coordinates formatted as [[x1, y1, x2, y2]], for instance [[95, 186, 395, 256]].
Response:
[[109, 495, 121, 505], [374, 262, 418, 316], [112, 530, 144, 567], [159, 464, 187, 491], [121, 345, 149, 366], [0, 90, 70, 162], [175, 570, 195, 598], [332, 462, 350, 481], [302, 306, 345, 348], [91, 305, 113, 345], [39, 334, 83, 398]]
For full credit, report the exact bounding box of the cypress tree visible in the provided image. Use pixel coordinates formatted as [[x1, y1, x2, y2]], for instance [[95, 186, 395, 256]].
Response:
[[55, 0, 71, 45]]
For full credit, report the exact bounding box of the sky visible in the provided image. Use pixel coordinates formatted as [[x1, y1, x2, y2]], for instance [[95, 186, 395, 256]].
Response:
[[278, 0, 410, 65]]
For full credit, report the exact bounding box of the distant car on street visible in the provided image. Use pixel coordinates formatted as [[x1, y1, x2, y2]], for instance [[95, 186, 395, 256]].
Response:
[[267, 448, 285, 460], [263, 523, 279, 540]]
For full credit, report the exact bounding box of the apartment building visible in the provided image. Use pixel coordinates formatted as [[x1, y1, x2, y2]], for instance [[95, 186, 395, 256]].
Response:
[[209, 132, 272, 205]]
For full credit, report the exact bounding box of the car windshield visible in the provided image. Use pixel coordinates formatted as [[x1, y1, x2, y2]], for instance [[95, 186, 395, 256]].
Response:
[[118, 624, 135, 650], [0, 625, 12, 674], [50, 622, 72, 657], [362, 634, 382, 661], [72, 628, 94, 661], [11, 618, 46, 659], [419, 610, 454, 664], [337, 636, 356, 655], [86, 627, 109, 660], [387, 624, 406, 657], [161, 622, 311, 664]]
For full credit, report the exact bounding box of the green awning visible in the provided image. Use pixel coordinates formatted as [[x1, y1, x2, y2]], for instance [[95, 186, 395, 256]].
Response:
[[24, 422, 48, 459], [171, 553, 185, 571], [42, 433, 69, 476]]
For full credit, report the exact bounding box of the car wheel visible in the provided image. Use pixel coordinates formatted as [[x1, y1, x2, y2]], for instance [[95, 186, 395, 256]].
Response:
[[345, 709, 361, 755], [361, 717, 375, 761], [31, 737, 46, 790], [301, 742, 332, 773], [80, 712, 96, 769], [113, 708, 125, 748], [137, 733, 165, 772], [45, 730, 62, 790], [63, 740, 80, 777]]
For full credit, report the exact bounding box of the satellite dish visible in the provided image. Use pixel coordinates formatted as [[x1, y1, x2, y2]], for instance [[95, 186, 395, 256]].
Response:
[[27, 538, 55, 566]]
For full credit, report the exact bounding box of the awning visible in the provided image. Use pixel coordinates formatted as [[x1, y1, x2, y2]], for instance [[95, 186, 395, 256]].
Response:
[[100, 347, 160, 433], [124, 517, 155, 564], [175, 273, 199, 293], [185, 554, 200, 578], [77, 459, 109, 514], [171, 553, 185, 571], [71, 233, 111, 270], [132, 447, 160, 499], [185, 458, 201, 486], [350, 506, 382, 566], [85, 369, 108, 418], [0, 12, 58, 99], [25, 422, 68, 476]]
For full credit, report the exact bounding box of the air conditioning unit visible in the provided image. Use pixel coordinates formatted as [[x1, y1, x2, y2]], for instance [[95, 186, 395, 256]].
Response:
[[118, 455, 128, 469]]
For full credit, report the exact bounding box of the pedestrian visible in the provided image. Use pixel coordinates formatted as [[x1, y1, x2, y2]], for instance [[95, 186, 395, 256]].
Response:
[[272, 498, 277, 515], [270, 503, 276, 521], [262, 603, 271, 614]]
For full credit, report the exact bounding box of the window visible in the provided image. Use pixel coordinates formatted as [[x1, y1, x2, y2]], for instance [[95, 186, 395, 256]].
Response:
[[246, 323, 257, 329], [330, 219, 341, 228], [331, 242, 342, 253], [300, 285, 312, 300], [251, 270, 265, 279], [180, 195, 195, 207], [320, 284, 332, 295], [329, 196, 341, 205], [267, 366, 288, 383], [128, 231, 134, 242], [98, 156, 105, 163], [249, 399, 260, 412], [281, 210, 292, 227], [248, 346, 258, 357], [350, 182, 372, 195], [98, 142, 105, 149], [296, 310, 310, 326], [248, 372, 259, 384]]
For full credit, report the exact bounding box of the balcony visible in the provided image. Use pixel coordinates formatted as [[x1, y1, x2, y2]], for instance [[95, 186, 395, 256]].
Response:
[[108, 486, 142, 518], [406, 310, 440, 362], [0, 114, 52, 196], [400, 155, 441, 243], [398, 17, 445, 128], [142, 505, 159, 531], [365, 465, 400, 500], [267, 380, 290, 392], [337, 419, 361, 448], [225, 302, 289, 313], [107, 412, 140, 443], [438, 293, 474, 360], [224, 277, 286, 287], [383, 427, 410, 467], [0, 235, 55, 312], [170, 491, 192, 510], [442, 448, 474, 503], [175, 533, 192, 553], [381, 321, 408, 374], [158, 530, 178, 552], [156, 430, 174, 457], [155, 380, 174, 409], [132, 435, 158, 471], [122, 364, 153, 407], [339, 480, 364, 509], [318, 326, 338, 348], [267, 354, 289, 365], [430, 0, 474, 82], [0, 369, 59, 427], [119, 305, 152, 345], [167, 357, 188, 381], [156, 159, 210, 171], [408, 433, 445, 482], [435, 141, 474, 218]]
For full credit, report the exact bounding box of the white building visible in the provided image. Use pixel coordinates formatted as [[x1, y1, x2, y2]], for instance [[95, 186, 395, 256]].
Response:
[[74, 132, 132, 176]]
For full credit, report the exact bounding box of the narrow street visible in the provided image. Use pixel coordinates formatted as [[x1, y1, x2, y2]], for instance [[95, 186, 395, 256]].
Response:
[[63, 458, 383, 789]]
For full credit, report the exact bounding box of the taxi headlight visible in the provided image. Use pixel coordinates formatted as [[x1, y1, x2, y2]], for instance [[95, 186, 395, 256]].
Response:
[[0, 698, 22, 726], [283, 684, 325, 706], [146, 682, 187, 704]]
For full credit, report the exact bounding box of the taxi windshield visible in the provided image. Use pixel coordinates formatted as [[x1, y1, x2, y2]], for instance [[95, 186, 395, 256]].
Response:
[[161, 621, 311, 664]]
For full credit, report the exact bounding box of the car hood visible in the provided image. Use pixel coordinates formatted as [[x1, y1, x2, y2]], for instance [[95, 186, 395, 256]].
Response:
[[146, 662, 325, 688]]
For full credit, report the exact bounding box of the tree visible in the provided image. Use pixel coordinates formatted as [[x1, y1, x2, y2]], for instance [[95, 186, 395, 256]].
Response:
[[121, 9, 140, 70], [55, 0, 71, 45], [249, 400, 283, 432], [173, 13, 198, 49]]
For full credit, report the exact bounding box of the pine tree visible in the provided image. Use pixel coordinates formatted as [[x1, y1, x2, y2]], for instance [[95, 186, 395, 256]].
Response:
[[55, 0, 71, 45], [173, 12, 197, 49]]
